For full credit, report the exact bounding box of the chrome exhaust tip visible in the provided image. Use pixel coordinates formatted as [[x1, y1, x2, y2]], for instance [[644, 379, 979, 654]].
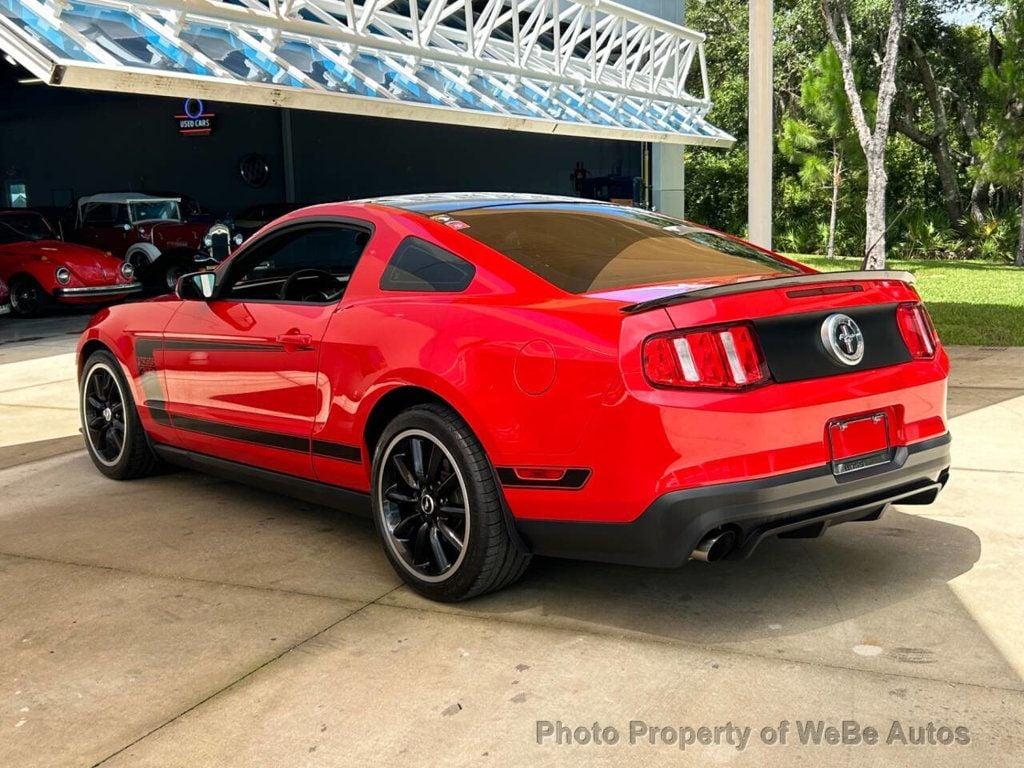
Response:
[[690, 530, 737, 563]]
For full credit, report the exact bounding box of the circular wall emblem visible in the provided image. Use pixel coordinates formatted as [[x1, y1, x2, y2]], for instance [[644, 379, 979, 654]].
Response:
[[239, 153, 271, 188], [820, 313, 865, 366], [183, 98, 205, 119]]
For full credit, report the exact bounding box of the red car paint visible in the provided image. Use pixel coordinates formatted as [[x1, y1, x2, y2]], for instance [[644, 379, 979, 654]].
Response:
[[0, 210, 141, 313], [77, 195, 949, 545], [70, 194, 208, 260]]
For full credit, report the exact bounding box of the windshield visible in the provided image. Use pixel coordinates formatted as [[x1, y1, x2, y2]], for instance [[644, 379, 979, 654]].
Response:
[[0, 212, 56, 243], [448, 204, 801, 294], [129, 200, 181, 223]]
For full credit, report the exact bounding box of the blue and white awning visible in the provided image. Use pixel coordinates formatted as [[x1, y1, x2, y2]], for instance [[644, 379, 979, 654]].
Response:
[[0, 0, 734, 146]]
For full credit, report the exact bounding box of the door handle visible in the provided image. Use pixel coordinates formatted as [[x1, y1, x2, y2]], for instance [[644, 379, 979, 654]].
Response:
[[276, 332, 313, 351]]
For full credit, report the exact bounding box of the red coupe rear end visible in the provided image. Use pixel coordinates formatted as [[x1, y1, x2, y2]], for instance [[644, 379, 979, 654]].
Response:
[[437, 202, 950, 568]]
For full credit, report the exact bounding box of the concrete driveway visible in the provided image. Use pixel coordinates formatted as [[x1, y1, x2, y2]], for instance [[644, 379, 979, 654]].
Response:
[[1, 315, 1022, 767]]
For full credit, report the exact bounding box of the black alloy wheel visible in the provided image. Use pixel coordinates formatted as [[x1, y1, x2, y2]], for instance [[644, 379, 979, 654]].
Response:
[[82, 362, 127, 467], [80, 350, 160, 480], [371, 404, 531, 602], [379, 429, 469, 581]]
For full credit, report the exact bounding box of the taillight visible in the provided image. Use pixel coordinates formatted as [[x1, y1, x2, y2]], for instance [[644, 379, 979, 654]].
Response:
[[643, 324, 769, 390], [896, 302, 938, 359]]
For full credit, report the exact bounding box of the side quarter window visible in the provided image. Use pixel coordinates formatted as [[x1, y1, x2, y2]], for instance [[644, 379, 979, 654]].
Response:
[[380, 237, 475, 292]]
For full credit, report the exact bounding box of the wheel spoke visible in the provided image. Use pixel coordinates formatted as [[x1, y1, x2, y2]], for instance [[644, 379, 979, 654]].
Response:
[[107, 428, 123, 456], [428, 527, 450, 572], [110, 401, 124, 414], [426, 442, 443, 482], [409, 438, 425, 479], [392, 454, 418, 490], [440, 504, 465, 517], [435, 471, 457, 497], [437, 520, 463, 551], [87, 395, 104, 410], [88, 414, 106, 429], [412, 521, 430, 565], [90, 375, 104, 398], [392, 512, 421, 539], [385, 487, 417, 505]]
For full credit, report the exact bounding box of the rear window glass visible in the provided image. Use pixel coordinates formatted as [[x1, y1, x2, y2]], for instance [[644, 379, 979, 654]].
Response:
[[451, 205, 800, 293], [381, 237, 475, 292]]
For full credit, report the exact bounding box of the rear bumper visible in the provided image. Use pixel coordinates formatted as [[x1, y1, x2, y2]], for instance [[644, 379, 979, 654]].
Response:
[[515, 433, 951, 568], [54, 283, 142, 299]]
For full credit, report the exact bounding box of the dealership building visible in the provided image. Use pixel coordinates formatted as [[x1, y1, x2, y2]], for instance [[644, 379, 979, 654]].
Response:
[[0, 0, 746, 224]]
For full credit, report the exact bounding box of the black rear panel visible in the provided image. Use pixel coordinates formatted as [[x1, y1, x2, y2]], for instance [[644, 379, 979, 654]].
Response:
[[754, 303, 912, 383]]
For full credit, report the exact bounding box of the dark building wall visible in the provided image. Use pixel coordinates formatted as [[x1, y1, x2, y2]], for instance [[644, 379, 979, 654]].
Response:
[[288, 111, 639, 202], [0, 87, 287, 213], [0, 85, 639, 215]]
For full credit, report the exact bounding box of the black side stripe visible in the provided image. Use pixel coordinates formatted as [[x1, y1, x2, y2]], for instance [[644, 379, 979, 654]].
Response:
[[311, 440, 362, 462], [496, 468, 591, 490], [146, 402, 361, 463]]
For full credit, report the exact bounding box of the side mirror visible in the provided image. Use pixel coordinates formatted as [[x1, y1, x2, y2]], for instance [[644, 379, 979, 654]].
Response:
[[175, 271, 217, 301]]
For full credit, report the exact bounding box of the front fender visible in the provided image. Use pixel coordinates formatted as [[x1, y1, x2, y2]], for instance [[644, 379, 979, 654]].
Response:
[[125, 243, 161, 266]]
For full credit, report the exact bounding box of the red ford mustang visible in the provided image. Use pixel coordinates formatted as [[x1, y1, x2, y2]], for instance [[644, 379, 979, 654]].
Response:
[[1, 210, 141, 316], [77, 194, 950, 601]]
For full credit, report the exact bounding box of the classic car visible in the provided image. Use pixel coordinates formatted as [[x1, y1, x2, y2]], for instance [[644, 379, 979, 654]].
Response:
[[70, 193, 212, 290], [0, 209, 141, 317], [77, 193, 950, 602]]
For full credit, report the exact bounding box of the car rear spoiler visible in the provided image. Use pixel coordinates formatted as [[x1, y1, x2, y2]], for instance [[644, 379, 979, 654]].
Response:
[[619, 270, 917, 314]]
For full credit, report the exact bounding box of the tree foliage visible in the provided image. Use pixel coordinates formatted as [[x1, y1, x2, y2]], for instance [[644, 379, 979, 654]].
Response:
[[684, 0, 1024, 265]]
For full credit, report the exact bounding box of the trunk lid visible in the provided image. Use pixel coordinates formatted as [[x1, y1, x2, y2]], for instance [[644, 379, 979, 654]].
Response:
[[610, 271, 925, 386]]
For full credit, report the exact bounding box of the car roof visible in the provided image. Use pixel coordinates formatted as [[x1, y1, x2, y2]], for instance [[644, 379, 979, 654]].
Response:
[[359, 192, 601, 215], [78, 193, 181, 206]]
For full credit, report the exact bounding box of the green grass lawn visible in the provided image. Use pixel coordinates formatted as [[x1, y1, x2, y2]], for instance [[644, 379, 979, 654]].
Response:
[[789, 255, 1024, 347]]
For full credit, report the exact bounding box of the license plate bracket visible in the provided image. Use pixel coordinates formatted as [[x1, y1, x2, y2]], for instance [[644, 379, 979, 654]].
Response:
[[828, 412, 893, 475]]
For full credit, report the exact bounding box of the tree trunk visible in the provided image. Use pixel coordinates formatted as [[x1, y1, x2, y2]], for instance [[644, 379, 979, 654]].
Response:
[[932, 141, 965, 230], [827, 147, 841, 260], [863, 162, 888, 270], [970, 179, 990, 222], [1017, 176, 1024, 267], [822, 0, 905, 271]]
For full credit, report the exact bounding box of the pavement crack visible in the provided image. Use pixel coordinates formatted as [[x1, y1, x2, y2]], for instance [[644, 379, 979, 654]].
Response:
[[0, 549, 393, 603], [89, 584, 403, 767]]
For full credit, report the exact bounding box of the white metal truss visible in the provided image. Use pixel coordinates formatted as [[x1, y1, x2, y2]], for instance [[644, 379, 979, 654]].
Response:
[[0, 0, 735, 146]]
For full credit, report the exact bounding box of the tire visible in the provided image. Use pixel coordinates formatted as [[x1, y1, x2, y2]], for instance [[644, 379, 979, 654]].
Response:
[[370, 404, 531, 602], [9, 275, 52, 317], [164, 263, 186, 291], [80, 350, 160, 480]]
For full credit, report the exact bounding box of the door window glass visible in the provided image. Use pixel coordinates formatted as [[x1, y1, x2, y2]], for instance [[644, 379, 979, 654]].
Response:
[[224, 224, 371, 303]]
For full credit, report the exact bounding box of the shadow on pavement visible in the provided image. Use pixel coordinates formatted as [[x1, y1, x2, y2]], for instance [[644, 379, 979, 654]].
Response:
[[458, 508, 982, 645]]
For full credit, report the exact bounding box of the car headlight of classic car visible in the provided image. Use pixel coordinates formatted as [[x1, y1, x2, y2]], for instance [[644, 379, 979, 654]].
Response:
[[55, 266, 72, 285], [202, 222, 242, 263]]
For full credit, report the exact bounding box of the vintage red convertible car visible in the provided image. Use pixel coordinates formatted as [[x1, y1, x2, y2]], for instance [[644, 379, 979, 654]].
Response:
[[70, 194, 212, 290], [0, 209, 141, 317], [77, 193, 950, 601]]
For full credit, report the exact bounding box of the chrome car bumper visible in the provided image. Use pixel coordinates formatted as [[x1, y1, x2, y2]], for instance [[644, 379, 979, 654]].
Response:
[[54, 282, 143, 298]]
